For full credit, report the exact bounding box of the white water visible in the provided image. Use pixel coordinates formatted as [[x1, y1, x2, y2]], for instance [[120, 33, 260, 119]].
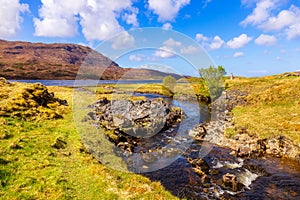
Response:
[[213, 158, 244, 169], [237, 169, 259, 189]]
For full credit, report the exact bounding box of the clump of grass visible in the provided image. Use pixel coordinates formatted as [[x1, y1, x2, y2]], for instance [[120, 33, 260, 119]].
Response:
[[134, 84, 174, 97], [226, 75, 300, 145], [0, 78, 68, 121], [95, 87, 113, 94]]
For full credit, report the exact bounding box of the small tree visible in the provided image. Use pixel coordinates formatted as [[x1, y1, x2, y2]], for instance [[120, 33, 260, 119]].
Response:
[[163, 76, 176, 93], [217, 65, 226, 76], [199, 66, 225, 100]]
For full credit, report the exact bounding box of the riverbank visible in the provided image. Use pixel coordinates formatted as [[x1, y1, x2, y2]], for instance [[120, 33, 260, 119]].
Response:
[[223, 75, 300, 161], [190, 74, 300, 161]]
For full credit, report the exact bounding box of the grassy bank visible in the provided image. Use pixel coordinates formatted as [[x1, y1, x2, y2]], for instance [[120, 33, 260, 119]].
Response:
[[0, 82, 177, 199], [225, 75, 300, 146], [85, 77, 210, 102]]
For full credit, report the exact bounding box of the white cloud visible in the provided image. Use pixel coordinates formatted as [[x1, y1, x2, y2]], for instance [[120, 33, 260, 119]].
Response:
[[241, 0, 277, 26], [156, 38, 198, 55], [34, 0, 85, 37], [195, 33, 224, 50], [254, 34, 277, 46], [111, 31, 135, 50], [129, 54, 143, 62], [78, 0, 135, 41], [259, 5, 300, 31], [286, 23, 300, 39], [227, 34, 252, 49], [195, 33, 209, 42], [241, 2, 300, 40], [180, 45, 198, 54], [148, 0, 190, 22], [0, 0, 29, 38], [122, 7, 139, 27], [233, 52, 244, 58], [162, 23, 173, 30], [163, 38, 182, 47], [209, 36, 225, 50], [34, 18, 79, 37], [154, 46, 176, 58], [34, 0, 137, 41], [154, 38, 190, 58]]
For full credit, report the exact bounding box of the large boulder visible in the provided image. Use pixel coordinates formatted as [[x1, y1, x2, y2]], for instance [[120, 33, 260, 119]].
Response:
[[89, 98, 185, 152]]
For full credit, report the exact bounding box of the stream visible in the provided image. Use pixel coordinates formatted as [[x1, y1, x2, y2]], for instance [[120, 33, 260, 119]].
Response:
[[129, 93, 300, 199]]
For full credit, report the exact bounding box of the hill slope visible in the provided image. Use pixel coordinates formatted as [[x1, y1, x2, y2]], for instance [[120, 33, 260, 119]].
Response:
[[0, 40, 182, 80]]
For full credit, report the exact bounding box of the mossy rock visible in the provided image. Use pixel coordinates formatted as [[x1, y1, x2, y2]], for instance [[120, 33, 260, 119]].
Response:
[[51, 136, 67, 149], [0, 78, 68, 121]]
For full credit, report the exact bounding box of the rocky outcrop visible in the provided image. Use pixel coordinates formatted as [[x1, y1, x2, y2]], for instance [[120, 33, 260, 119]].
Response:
[[223, 89, 300, 161], [189, 89, 300, 161], [89, 98, 185, 152], [222, 133, 300, 161]]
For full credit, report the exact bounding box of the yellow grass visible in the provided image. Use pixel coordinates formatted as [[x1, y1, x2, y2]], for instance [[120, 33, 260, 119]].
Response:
[[225, 75, 300, 145]]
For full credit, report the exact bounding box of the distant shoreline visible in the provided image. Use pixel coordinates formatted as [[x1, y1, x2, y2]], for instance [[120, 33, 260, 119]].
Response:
[[8, 79, 163, 87]]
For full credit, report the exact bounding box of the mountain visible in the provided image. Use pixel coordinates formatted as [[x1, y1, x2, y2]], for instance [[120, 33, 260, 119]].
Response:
[[0, 40, 182, 80]]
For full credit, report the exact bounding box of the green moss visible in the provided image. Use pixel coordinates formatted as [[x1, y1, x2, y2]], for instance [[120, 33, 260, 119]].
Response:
[[224, 127, 236, 138], [104, 129, 119, 142]]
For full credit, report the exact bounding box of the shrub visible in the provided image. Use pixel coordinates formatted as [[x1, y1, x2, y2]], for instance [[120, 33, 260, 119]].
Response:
[[199, 66, 225, 100]]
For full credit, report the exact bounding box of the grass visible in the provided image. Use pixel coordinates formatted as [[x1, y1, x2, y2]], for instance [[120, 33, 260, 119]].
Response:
[[0, 82, 178, 199], [84, 77, 210, 102], [225, 75, 300, 145], [113, 83, 174, 97]]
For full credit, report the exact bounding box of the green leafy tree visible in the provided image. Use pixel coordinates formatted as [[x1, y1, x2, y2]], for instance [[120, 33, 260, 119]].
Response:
[[163, 76, 176, 93], [217, 65, 227, 76], [199, 66, 225, 100]]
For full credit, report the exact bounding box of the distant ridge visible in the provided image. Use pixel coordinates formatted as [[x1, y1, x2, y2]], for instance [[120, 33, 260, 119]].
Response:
[[0, 40, 183, 80]]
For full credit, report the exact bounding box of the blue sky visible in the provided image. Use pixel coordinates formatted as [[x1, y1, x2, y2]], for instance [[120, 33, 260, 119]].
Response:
[[1, 0, 300, 77]]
